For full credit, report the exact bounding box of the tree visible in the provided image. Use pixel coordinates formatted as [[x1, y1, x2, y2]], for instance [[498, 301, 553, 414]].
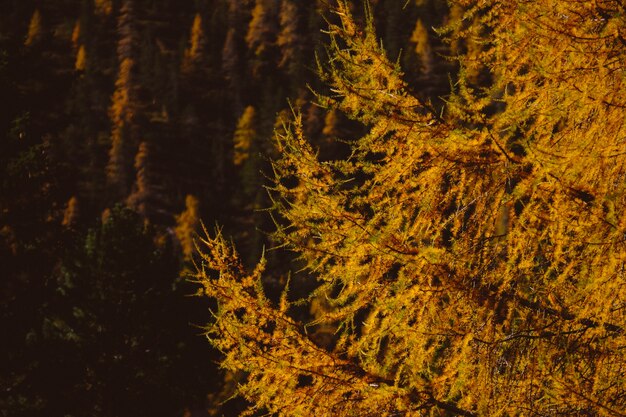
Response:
[[175, 194, 200, 262], [126, 141, 158, 218], [233, 105, 257, 168], [75, 44, 87, 71], [181, 13, 207, 75], [410, 18, 433, 75], [277, 0, 304, 77], [107, 0, 140, 198], [24, 9, 43, 47], [196, 1, 626, 415], [246, 0, 279, 77]]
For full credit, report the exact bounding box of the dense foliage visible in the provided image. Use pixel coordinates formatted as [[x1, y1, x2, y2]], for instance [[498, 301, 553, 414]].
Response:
[[198, 1, 626, 416]]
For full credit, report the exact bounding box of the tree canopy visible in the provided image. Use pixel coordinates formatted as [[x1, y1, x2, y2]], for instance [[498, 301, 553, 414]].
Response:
[[197, 1, 626, 415]]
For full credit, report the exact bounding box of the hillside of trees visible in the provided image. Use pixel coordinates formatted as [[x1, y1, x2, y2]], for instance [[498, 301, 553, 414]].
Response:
[[4, 0, 626, 416]]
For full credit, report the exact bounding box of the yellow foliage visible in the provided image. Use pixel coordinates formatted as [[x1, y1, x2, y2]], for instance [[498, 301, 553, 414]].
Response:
[[233, 106, 257, 166], [196, 1, 626, 415], [24, 9, 42, 47], [107, 57, 136, 190], [62, 196, 79, 228], [75, 45, 87, 71], [94, 0, 112, 16], [246, 0, 275, 58], [71, 20, 81, 48], [175, 195, 200, 261], [182, 13, 205, 73], [410, 19, 433, 73]]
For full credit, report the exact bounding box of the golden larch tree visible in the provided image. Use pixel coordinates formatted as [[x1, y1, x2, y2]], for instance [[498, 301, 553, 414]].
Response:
[[175, 195, 200, 262], [182, 13, 206, 74], [107, 0, 139, 197], [196, 1, 626, 415], [24, 9, 42, 47], [233, 105, 257, 167]]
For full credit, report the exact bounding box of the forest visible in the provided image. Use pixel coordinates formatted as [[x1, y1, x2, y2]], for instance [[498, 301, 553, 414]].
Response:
[[3, 0, 626, 416]]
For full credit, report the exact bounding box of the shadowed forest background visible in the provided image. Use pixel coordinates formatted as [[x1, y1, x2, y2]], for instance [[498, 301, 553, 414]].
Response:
[[1, 0, 453, 416]]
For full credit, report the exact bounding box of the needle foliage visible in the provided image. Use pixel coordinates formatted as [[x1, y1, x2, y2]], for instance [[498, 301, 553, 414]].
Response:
[[196, 1, 626, 415]]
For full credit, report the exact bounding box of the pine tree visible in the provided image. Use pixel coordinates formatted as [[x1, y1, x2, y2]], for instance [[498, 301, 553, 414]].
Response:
[[196, 1, 626, 415]]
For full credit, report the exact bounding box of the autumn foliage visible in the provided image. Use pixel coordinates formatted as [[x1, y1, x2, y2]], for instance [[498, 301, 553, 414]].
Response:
[[197, 1, 626, 416]]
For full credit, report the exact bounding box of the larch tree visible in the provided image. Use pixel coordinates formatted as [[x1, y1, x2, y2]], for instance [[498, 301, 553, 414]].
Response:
[[75, 44, 87, 71], [246, 0, 279, 77], [233, 105, 257, 169], [181, 13, 207, 75], [410, 18, 433, 75], [277, 0, 304, 76], [107, 0, 140, 198], [94, 0, 113, 16], [126, 141, 157, 218], [196, 1, 626, 416], [24, 9, 43, 47], [175, 194, 200, 262]]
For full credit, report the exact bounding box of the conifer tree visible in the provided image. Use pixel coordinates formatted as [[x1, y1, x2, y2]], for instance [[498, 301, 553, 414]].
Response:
[[71, 19, 81, 49], [410, 18, 433, 75], [24, 9, 42, 47], [107, 0, 139, 198], [94, 0, 113, 16], [277, 0, 304, 75], [222, 28, 241, 83], [233, 105, 257, 168], [126, 141, 154, 217], [75, 44, 87, 71], [175, 194, 200, 261], [196, 1, 626, 415], [246, 0, 279, 77], [181, 13, 207, 74], [62, 196, 80, 228]]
